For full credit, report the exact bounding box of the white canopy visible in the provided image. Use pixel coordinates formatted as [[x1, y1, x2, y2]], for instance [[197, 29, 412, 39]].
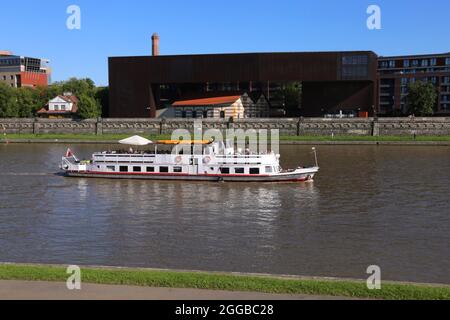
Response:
[[118, 135, 153, 146]]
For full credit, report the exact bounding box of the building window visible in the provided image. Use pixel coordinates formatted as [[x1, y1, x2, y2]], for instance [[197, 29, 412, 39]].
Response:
[[133, 166, 141, 172], [146, 167, 154, 172], [119, 166, 128, 172], [10, 75, 14, 80], [403, 60, 410, 68], [443, 77, 450, 84], [401, 78, 408, 85], [389, 60, 395, 68], [203, 110, 208, 118], [250, 168, 260, 175], [342, 55, 369, 78], [430, 58, 437, 66], [446, 58, 450, 65], [412, 60, 419, 67], [192, 110, 197, 118], [54, 105, 59, 111], [107, 166, 115, 171], [421, 59, 429, 67], [220, 111, 225, 118], [234, 168, 244, 174], [173, 167, 182, 173], [220, 168, 230, 174], [181, 111, 187, 118], [159, 166, 169, 173], [265, 166, 273, 173]]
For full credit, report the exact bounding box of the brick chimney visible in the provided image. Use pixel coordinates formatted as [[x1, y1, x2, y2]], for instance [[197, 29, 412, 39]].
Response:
[[152, 33, 160, 56]]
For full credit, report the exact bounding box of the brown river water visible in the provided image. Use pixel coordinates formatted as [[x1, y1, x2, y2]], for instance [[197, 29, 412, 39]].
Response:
[[0, 143, 449, 284]]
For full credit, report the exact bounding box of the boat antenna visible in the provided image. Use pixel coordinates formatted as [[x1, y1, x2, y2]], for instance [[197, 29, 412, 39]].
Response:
[[312, 147, 318, 167]]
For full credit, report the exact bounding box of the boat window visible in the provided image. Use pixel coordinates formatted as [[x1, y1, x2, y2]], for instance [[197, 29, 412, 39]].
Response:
[[250, 168, 260, 175], [235, 168, 245, 174], [220, 168, 230, 174], [119, 166, 128, 172], [160, 166, 169, 173], [265, 166, 273, 173], [146, 167, 155, 172], [173, 167, 182, 173], [133, 166, 141, 172], [107, 166, 115, 172]]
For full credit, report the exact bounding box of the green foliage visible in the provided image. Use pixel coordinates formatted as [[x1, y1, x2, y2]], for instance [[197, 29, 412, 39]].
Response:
[[0, 264, 449, 300], [406, 81, 437, 116], [95, 86, 109, 117], [272, 82, 302, 117], [54, 77, 96, 97], [0, 83, 19, 117], [0, 78, 106, 118], [15, 87, 39, 117], [77, 94, 101, 119]]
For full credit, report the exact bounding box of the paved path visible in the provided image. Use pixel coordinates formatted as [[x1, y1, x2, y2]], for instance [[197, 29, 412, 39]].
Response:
[[0, 280, 349, 300]]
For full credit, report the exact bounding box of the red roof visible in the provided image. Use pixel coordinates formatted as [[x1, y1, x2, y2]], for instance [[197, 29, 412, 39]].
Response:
[[37, 95, 78, 114], [172, 95, 241, 107]]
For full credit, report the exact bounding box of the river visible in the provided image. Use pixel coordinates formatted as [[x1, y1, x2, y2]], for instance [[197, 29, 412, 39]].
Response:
[[0, 143, 449, 284]]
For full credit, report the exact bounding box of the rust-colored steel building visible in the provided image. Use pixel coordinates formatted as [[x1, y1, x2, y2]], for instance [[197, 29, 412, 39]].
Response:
[[108, 36, 378, 118]]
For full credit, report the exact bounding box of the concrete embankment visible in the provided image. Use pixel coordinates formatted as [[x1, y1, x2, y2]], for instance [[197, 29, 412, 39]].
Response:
[[1, 117, 450, 136]]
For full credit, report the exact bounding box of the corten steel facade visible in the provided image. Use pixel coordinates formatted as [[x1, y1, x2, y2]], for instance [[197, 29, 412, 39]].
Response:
[[108, 51, 378, 118], [378, 53, 450, 115]]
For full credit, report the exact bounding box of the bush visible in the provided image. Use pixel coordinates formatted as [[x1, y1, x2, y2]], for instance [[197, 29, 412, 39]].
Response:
[[77, 94, 101, 119]]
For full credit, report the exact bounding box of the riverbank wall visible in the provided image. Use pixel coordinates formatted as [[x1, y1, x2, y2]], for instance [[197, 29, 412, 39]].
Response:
[[1, 117, 450, 136]]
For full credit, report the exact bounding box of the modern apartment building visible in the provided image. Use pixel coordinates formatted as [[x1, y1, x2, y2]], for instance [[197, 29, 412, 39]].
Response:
[[378, 53, 450, 115], [0, 51, 51, 88]]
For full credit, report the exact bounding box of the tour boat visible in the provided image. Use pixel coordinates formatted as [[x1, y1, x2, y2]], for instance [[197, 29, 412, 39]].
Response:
[[60, 136, 319, 182]]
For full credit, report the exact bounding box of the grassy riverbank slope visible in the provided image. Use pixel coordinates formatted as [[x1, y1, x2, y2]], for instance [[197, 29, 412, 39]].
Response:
[[2, 133, 450, 142], [0, 264, 449, 300]]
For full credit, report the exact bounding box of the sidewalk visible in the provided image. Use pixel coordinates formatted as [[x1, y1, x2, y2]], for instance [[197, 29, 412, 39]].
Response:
[[0, 280, 350, 300]]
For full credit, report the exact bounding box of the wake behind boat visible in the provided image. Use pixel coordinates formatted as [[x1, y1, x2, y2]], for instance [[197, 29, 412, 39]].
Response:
[[60, 136, 319, 182]]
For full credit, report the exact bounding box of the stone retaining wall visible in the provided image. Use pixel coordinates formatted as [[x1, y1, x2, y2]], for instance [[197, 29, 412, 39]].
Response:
[[1, 118, 450, 136]]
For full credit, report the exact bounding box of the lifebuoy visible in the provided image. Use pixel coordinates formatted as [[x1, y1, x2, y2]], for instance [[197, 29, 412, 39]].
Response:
[[203, 156, 211, 164], [175, 156, 182, 163]]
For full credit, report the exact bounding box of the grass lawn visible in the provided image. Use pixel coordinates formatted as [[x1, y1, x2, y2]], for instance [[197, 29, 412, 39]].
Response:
[[0, 264, 449, 300], [2, 133, 450, 142]]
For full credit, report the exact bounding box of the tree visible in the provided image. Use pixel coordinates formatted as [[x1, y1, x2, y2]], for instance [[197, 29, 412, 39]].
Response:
[[77, 94, 101, 119], [0, 83, 18, 118], [15, 87, 39, 117], [95, 87, 109, 117], [406, 81, 437, 116], [56, 78, 96, 97]]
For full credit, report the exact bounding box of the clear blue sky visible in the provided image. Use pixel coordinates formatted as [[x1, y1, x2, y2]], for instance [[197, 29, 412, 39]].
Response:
[[1, 0, 449, 86]]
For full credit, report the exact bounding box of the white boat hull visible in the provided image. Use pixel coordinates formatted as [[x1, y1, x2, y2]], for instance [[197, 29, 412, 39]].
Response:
[[64, 167, 319, 183]]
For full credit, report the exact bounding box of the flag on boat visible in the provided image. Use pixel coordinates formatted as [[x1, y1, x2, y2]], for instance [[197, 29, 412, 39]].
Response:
[[65, 148, 74, 157]]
